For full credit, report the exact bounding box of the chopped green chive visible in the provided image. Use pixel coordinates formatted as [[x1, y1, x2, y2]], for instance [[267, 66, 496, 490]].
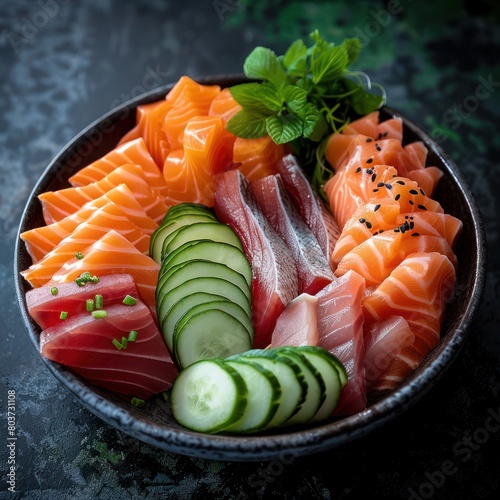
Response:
[[50, 287, 58, 296], [75, 272, 99, 287], [75, 252, 84, 259], [120, 336, 128, 350], [127, 330, 138, 342], [86, 299, 95, 312], [112, 338, 123, 350], [131, 397, 145, 408], [95, 294, 104, 309], [91, 310, 107, 319], [59, 311, 68, 320], [122, 295, 137, 306]]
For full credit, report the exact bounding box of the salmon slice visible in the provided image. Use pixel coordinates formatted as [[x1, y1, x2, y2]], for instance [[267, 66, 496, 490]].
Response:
[[406, 166, 443, 198], [208, 87, 241, 124], [49, 230, 160, 318], [69, 138, 168, 198], [331, 198, 401, 268], [395, 212, 462, 249], [163, 76, 220, 150], [335, 229, 456, 286], [362, 252, 456, 358], [21, 185, 157, 263], [214, 169, 298, 348], [162, 116, 237, 207], [233, 136, 285, 182], [118, 99, 172, 168], [252, 174, 334, 295], [326, 134, 423, 176], [324, 156, 444, 229], [271, 293, 319, 348], [276, 154, 340, 260], [316, 270, 366, 416], [363, 315, 420, 394], [22, 203, 151, 287], [39, 164, 168, 225], [341, 111, 403, 141]]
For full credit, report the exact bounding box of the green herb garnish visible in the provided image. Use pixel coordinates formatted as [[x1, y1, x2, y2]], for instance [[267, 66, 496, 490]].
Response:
[[227, 30, 386, 197], [59, 311, 68, 320], [131, 397, 145, 408], [75, 271, 99, 287], [127, 330, 138, 342], [75, 252, 84, 259], [95, 294, 103, 309], [86, 299, 95, 312], [91, 310, 107, 319], [50, 287, 58, 296], [122, 295, 137, 306]]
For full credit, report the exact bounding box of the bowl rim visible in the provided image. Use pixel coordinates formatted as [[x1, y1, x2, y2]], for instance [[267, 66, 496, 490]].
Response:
[[13, 75, 488, 461]]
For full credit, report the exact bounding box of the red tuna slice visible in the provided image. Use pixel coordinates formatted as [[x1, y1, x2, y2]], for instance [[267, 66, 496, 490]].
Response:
[[40, 301, 178, 399], [26, 274, 140, 330], [275, 154, 339, 260], [271, 293, 319, 348], [252, 174, 334, 295], [214, 169, 298, 348], [363, 315, 418, 394], [316, 270, 366, 416]]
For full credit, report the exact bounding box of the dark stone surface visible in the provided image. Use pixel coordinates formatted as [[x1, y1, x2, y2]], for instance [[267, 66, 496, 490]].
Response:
[[1, 0, 499, 498]]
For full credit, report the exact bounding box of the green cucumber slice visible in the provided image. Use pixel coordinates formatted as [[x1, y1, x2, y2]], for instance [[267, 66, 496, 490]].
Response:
[[161, 241, 252, 288], [233, 351, 307, 428], [277, 349, 326, 426], [150, 213, 215, 264], [174, 309, 252, 368], [224, 360, 281, 433], [157, 260, 251, 303], [164, 222, 243, 255], [157, 276, 251, 327], [296, 347, 343, 422], [163, 297, 253, 351], [171, 359, 247, 433], [164, 203, 215, 220]]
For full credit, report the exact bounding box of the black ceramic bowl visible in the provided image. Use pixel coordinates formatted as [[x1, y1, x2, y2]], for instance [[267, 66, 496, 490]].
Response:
[[14, 75, 487, 461]]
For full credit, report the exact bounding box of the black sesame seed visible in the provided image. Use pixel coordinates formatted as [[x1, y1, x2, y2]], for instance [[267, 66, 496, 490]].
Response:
[[366, 221, 373, 229], [385, 183, 393, 190], [359, 218, 366, 224], [394, 228, 400, 233], [375, 143, 381, 151], [371, 173, 377, 182], [374, 204, 381, 212], [366, 158, 373, 164], [420, 188, 425, 195], [379, 229, 384, 233], [405, 215, 409, 219], [418, 204, 427, 210], [383, 131, 389, 137], [411, 232, 420, 237], [409, 189, 419, 195], [409, 200, 414, 205], [396, 180, 405, 186], [355, 167, 361, 173], [366, 168, 373, 174], [395, 193, 401, 201], [373, 188, 379, 192], [377, 182, 385, 187], [377, 133, 383, 140], [366, 138, 373, 142], [373, 231, 378, 236], [409, 222, 415, 230]]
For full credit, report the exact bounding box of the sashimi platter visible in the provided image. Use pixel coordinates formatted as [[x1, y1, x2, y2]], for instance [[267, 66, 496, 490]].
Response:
[[15, 32, 486, 460]]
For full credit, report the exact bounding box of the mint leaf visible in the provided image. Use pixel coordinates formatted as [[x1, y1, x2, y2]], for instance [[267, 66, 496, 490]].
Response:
[[226, 109, 269, 139], [229, 83, 283, 113], [283, 39, 308, 75], [243, 47, 287, 88], [282, 85, 308, 113], [306, 113, 328, 142], [299, 103, 321, 139], [266, 114, 303, 144], [343, 38, 361, 65], [310, 44, 349, 84]]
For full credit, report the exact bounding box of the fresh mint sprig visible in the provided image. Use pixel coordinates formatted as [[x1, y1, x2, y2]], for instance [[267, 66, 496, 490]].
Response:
[[227, 30, 386, 197]]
